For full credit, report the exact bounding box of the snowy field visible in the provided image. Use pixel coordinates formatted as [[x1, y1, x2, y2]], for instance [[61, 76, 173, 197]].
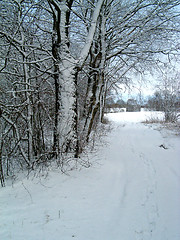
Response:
[[0, 111, 180, 240]]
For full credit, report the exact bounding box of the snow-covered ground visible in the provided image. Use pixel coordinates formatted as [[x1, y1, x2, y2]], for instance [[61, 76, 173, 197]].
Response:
[[1, 112, 180, 240]]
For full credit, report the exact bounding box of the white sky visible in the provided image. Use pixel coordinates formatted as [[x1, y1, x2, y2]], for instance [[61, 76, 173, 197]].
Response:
[[116, 74, 157, 102]]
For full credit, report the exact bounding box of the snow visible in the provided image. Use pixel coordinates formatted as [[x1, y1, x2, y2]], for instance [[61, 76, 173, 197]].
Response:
[[1, 112, 180, 240], [107, 111, 164, 123]]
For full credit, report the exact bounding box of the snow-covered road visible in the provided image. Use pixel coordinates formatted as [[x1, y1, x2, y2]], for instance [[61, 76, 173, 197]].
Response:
[[1, 112, 180, 240]]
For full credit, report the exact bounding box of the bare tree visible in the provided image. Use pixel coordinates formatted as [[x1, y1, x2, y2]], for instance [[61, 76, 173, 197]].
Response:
[[47, 0, 104, 158], [102, 0, 180, 108], [156, 62, 180, 122], [0, 0, 54, 180]]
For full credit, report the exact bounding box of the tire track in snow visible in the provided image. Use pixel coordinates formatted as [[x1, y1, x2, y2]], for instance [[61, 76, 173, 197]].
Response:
[[114, 123, 161, 239], [135, 152, 159, 240]]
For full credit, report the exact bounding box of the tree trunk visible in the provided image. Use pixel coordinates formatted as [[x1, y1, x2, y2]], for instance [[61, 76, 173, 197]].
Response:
[[83, 5, 107, 141], [0, 115, 5, 187], [49, 0, 104, 157], [57, 56, 78, 156]]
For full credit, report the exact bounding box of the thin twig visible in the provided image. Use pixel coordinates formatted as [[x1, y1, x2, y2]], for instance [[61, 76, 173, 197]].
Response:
[[21, 182, 33, 204]]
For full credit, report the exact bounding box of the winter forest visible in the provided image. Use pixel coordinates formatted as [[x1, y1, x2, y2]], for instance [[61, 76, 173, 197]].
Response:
[[0, 0, 180, 186]]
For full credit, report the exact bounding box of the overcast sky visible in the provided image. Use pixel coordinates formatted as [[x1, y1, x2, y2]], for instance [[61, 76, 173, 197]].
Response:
[[116, 73, 157, 102]]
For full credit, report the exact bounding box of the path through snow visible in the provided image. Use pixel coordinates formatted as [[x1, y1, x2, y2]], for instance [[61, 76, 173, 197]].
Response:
[[0, 112, 180, 240]]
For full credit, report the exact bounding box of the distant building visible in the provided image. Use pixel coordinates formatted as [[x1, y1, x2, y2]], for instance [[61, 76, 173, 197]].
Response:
[[105, 107, 126, 113]]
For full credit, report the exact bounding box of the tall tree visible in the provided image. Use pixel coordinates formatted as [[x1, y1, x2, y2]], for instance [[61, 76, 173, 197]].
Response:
[[48, 0, 104, 158]]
